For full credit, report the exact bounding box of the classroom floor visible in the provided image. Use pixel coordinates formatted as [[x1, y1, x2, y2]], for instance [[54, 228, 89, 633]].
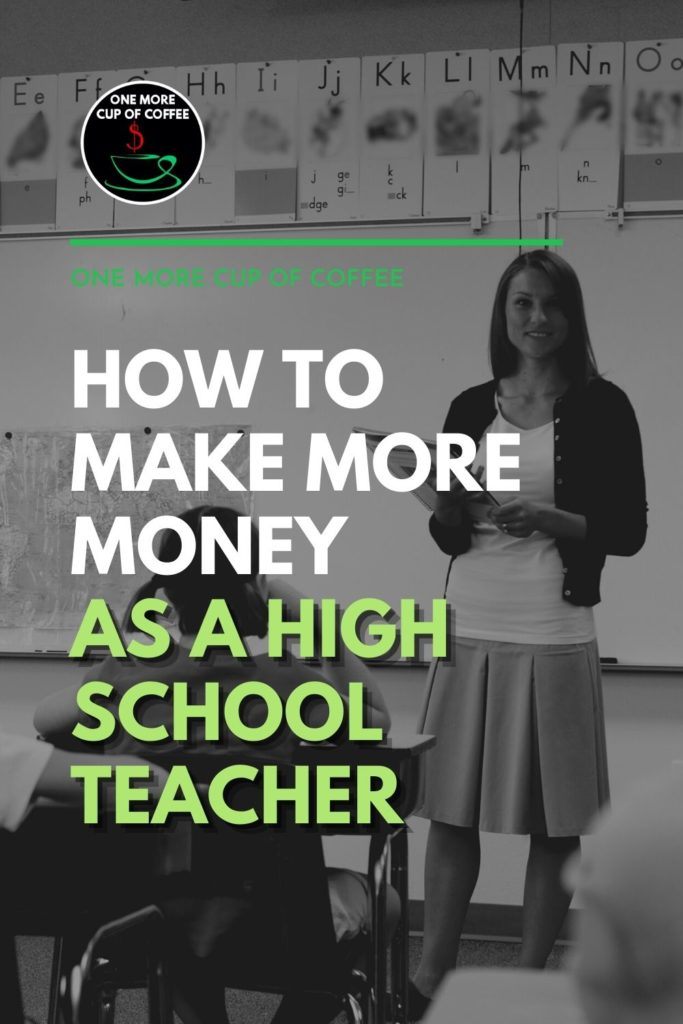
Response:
[[17, 934, 567, 1023]]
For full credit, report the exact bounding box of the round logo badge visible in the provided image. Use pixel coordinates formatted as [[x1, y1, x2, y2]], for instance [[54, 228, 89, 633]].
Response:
[[81, 81, 204, 205]]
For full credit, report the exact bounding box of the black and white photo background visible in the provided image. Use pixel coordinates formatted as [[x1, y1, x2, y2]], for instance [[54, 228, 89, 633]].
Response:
[[1, 2, 683, 1022]]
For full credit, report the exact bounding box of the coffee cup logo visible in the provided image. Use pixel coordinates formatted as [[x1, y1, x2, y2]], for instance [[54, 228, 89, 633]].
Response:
[[81, 81, 204, 205]]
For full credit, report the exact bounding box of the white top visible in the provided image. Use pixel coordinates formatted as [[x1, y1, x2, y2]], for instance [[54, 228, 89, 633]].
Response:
[[448, 406, 596, 645], [0, 731, 53, 831]]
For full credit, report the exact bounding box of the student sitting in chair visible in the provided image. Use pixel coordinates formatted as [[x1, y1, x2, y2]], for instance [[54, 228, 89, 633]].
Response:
[[0, 729, 168, 1024], [35, 504, 396, 1024]]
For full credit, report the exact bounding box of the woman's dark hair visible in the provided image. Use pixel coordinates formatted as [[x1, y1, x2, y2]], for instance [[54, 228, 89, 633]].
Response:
[[489, 249, 599, 383], [126, 505, 267, 637]]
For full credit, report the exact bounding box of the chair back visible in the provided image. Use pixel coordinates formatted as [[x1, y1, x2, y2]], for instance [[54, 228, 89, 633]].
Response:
[[177, 753, 348, 995]]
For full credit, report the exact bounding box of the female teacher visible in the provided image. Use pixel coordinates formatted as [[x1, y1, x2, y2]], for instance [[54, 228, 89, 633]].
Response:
[[410, 250, 647, 1016]]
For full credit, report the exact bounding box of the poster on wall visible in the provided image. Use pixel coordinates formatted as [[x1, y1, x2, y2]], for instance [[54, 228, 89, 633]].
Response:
[[359, 53, 425, 220], [624, 39, 683, 210], [423, 49, 490, 218], [56, 71, 119, 232], [0, 75, 58, 233], [111, 66, 179, 231], [298, 57, 361, 222], [490, 46, 557, 219], [234, 60, 298, 223], [557, 42, 623, 212], [175, 64, 236, 227]]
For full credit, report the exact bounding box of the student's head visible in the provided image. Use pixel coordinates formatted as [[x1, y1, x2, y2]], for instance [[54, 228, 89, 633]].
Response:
[[489, 250, 599, 384], [569, 771, 683, 1024], [129, 505, 267, 637]]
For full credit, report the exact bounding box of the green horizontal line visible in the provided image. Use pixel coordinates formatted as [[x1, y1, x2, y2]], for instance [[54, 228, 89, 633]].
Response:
[[70, 236, 563, 248]]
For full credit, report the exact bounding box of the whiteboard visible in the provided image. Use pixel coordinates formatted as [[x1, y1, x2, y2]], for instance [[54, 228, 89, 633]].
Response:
[[558, 217, 683, 666], [0, 427, 250, 652], [0, 218, 677, 664]]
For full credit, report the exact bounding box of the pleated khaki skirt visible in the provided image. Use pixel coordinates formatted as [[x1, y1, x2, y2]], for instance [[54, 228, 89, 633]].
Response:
[[415, 637, 609, 836]]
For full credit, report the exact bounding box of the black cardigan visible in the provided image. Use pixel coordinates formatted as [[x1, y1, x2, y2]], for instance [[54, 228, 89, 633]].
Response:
[[429, 378, 648, 607]]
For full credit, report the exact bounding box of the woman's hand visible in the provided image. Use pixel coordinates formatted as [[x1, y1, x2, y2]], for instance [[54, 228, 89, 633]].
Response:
[[489, 499, 588, 542], [434, 467, 484, 527], [489, 498, 545, 538]]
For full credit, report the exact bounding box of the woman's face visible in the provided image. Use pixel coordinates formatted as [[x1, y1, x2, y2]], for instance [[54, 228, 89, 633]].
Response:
[[504, 267, 569, 365]]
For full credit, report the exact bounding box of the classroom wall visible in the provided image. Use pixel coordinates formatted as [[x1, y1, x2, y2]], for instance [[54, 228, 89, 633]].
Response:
[[2, 0, 683, 912], [3, 217, 680, 664], [3, 0, 683, 76]]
